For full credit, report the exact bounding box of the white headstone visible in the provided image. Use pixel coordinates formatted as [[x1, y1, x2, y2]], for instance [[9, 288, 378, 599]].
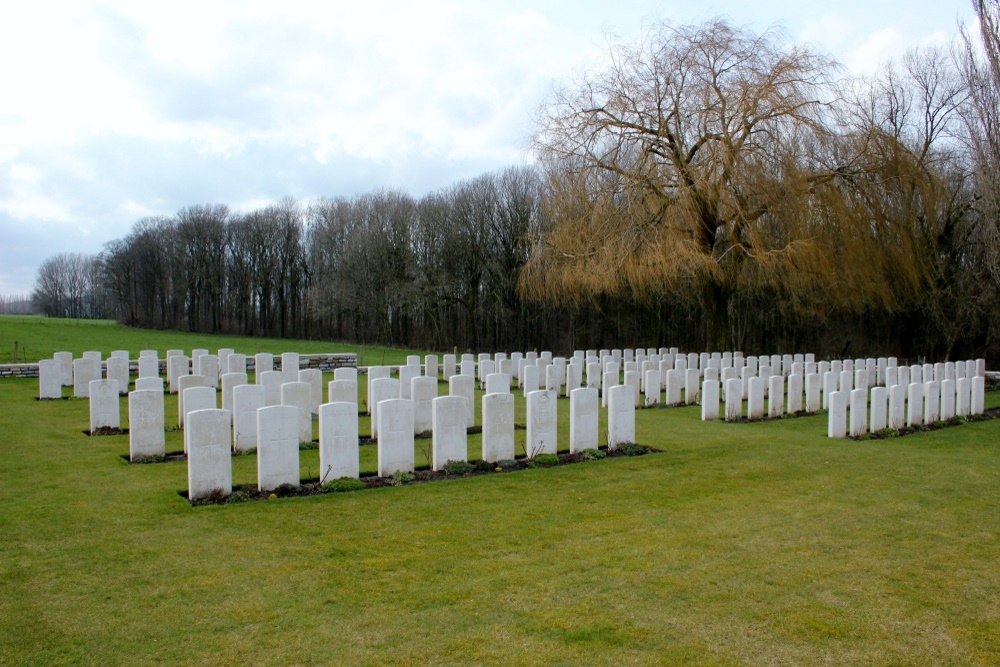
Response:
[[701, 380, 720, 420], [425, 354, 439, 379], [870, 386, 888, 433], [569, 387, 599, 453], [971, 376, 986, 415], [399, 364, 420, 399], [233, 384, 266, 453], [370, 377, 400, 438], [828, 390, 847, 438], [38, 359, 62, 399], [747, 376, 765, 420], [138, 355, 159, 379], [607, 384, 635, 449], [260, 370, 285, 407], [334, 367, 357, 383], [168, 355, 190, 394], [485, 373, 511, 395], [328, 379, 358, 405], [432, 395, 467, 470], [685, 368, 700, 405], [129, 389, 165, 459], [449, 374, 475, 428], [725, 378, 742, 422], [956, 377, 971, 417], [54, 351, 73, 386], [135, 377, 163, 392], [107, 357, 130, 395], [849, 388, 867, 437], [186, 409, 232, 501], [254, 353, 274, 380], [412, 376, 437, 434], [281, 381, 313, 443], [644, 369, 661, 407], [906, 383, 924, 427], [665, 369, 683, 406], [198, 355, 219, 389], [83, 351, 102, 363], [482, 392, 515, 462], [73, 358, 100, 398], [183, 386, 217, 451], [787, 374, 803, 414], [526, 390, 558, 456], [442, 354, 457, 381], [281, 352, 300, 383], [176, 375, 206, 427], [228, 353, 247, 375], [89, 379, 120, 432], [221, 372, 248, 418], [888, 383, 906, 429], [767, 375, 784, 418], [318, 401, 360, 481], [624, 370, 641, 408], [257, 404, 300, 491], [923, 381, 940, 424], [522, 365, 540, 397], [298, 369, 323, 416], [377, 398, 415, 476], [940, 379, 956, 421], [822, 371, 837, 410]]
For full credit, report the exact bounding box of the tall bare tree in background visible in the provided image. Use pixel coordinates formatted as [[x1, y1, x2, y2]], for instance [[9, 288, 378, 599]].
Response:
[[524, 19, 841, 348]]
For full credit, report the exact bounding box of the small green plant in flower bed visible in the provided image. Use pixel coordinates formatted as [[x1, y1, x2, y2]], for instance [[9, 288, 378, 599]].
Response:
[[496, 459, 517, 470], [323, 477, 367, 493], [389, 471, 416, 486], [616, 443, 650, 456], [580, 448, 606, 460], [532, 453, 560, 467], [443, 460, 475, 475]]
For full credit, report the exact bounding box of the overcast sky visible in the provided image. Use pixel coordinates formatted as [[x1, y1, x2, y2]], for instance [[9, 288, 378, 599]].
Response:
[[0, 0, 976, 295]]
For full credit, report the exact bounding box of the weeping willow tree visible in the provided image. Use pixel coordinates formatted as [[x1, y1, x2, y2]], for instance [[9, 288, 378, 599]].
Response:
[[522, 18, 937, 350]]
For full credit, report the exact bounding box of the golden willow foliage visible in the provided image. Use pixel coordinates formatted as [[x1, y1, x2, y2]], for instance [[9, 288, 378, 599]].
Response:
[[521, 18, 947, 329]]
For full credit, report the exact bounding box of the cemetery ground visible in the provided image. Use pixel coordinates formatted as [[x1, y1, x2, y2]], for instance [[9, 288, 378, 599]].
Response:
[[0, 344, 997, 662]]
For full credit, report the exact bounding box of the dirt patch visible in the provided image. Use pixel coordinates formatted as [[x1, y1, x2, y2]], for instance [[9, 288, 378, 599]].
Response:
[[183, 444, 660, 506]]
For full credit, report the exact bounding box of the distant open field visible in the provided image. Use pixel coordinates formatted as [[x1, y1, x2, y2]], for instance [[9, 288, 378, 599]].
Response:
[[0, 322, 997, 663], [0, 315, 428, 366]]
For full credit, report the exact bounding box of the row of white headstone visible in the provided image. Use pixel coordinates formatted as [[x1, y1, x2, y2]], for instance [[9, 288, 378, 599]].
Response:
[[37, 348, 312, 399], [182, 384, 637, 501], [827, 377, 988, 438]]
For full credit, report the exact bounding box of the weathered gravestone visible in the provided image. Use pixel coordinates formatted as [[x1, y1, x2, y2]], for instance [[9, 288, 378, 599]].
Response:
[[482, 392, 514, 462], [73, 358, 100, 398], [319, 401, 360, 480], [257, 405, 300, 491], [370, 377, 400, 438], [107, 357, 130, 395], [135, 377, 163, 392], [89, 379, 120, 432], [54, 351, 73, 387], [186, 409, 232, 501], [412, 375, 437, 434], [526, 390, 558, 456], [432, 395, 467, 470], [129, 389, 165, 460], [38, 359, 62, 399], [233, 383, 265, 453], [176, 375, 206, 428], [281, 381, 314, 443], [569, 387, 599, 453], [327, 379, 358, 405], [298, 369, 323, 416], [607, 384, 635, 449], [377, 398, 415, 477], [221, 372, 248, 419]]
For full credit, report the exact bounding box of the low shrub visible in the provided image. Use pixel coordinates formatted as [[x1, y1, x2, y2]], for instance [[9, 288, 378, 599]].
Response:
[[874, 427, 900, 438], [323, 477, 367, 493], [389, 471, 416, 486], [580, 448, 606, 460], [532, 453, 560, 467], [616, 443, 649, 456], [443, 460, 475, 475]]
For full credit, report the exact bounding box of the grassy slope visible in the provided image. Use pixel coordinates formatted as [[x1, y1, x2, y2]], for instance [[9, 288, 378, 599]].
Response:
[[0, 315, 428, 366], [0, 320, 997, 664]]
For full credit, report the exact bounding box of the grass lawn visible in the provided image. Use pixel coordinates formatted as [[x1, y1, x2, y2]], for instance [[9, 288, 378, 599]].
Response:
[[0, 333, 997, 663], [0, 315, 428, 366]]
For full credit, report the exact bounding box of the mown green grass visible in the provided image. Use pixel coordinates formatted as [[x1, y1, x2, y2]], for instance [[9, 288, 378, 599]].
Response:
[[0, 315, 430, 366], [1, 336, 998, 663]]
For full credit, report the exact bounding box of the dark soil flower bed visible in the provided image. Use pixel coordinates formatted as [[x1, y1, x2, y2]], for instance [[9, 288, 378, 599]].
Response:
[[183, 443, 660, 506], [848, 409, 999, 441]]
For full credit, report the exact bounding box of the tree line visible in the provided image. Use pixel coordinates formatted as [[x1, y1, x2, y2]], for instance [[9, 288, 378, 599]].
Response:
[[31, 7, 1000, 360]]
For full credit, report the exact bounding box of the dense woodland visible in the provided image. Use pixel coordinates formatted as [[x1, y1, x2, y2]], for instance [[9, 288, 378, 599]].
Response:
[[30, 6, 1000, 361]]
